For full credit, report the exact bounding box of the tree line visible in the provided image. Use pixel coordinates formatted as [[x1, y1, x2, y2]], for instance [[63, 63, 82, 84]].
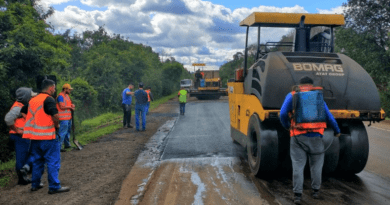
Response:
[[220, 0, 390, 114], [0, 0, 192, 162]]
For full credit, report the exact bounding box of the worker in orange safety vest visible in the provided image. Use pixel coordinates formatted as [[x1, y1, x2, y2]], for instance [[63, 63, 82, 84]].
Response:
[[4, 87, 37, 185], [56, 83, 75, 152], [280, 76, 340, 204], [144, 86, 154, 115], [22, 79, 70, 194]]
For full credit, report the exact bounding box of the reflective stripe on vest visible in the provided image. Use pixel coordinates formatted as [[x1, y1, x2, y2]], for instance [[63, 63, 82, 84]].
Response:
[[289, 84, 326, 137], [56, 93, 72, 121], [9, 101, 26, 134], [22, 93, 56, 140], [146, 90, 151, 102]]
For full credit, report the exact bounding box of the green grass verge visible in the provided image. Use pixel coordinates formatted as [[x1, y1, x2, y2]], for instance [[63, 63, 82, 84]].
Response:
[[77, 122, 122, 145], [0, 176, 12, 187], [0, 159, 15, 187], [150, 92, 178, 110], [75, 92, 178, 144], [0, 159, 15, 171], [0, 92, 178, 187]]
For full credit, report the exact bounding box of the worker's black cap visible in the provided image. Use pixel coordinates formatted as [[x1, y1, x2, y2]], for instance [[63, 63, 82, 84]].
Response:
[[138, 82, 144, 88], [299, 76, 313, 84]]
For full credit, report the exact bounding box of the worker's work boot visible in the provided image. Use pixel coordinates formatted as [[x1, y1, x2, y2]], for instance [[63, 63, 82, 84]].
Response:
[[17, 170, 31, 185], [31, 183, 44, 191], [127, 124, 134, 128], [294, 193, 302, 205], [312, 189, 320, 199], [48, 186, 71, 194]]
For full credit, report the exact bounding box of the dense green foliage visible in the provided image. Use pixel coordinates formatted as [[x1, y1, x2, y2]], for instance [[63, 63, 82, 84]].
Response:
[[336, 0, 390, 114], [0, 0, 69, 162], [0, 0, 191, 163]]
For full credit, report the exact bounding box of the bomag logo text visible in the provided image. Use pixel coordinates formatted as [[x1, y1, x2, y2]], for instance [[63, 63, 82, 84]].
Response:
[[293, 63, 344, 73]]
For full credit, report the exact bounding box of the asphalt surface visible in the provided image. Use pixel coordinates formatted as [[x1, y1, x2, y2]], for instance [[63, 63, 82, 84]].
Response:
[[132, 98, 390, 205], [161, 100, 242, 160]]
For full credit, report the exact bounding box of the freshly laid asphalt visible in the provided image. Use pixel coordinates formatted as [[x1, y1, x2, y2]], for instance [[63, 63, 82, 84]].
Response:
[[161, 100, 242, 160]]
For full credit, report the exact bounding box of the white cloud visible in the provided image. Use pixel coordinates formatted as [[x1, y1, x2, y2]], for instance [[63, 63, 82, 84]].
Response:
[[80, 0, 137, 7], [45, 0, 75, 5], [47, 6, 101, 31], [42, 0, 344, 71], [317, 6, 345, 14]]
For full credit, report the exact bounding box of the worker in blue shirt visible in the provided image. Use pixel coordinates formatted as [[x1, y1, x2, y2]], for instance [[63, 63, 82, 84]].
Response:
[[280, 76, 340, 204], [122, 83, 134, 128], [134, 82, 148, 131]]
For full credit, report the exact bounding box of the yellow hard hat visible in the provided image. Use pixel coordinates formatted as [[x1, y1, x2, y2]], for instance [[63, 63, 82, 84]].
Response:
[[62, 83, 73, 90]]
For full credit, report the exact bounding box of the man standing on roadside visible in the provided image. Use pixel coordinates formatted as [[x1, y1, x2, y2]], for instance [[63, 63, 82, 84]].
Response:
[[122, 83, 134, 128], [4, 87, 37, 185], [280, 76, 340, 204], [144, 86, 154, 115], [178, 88, 188, 115], [22, 79, 70, 194], [134, 82, 148, 131], [56, 84, 75, 152]]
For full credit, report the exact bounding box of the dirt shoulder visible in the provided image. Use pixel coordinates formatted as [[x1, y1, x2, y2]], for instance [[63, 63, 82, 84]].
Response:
[[0, 98, 179, 205]]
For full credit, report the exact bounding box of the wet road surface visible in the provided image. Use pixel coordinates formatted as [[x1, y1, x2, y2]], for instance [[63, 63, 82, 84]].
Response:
[[139, 99, 270, 205], [117, 98, 390, 205], [245, 119, 390, 205]]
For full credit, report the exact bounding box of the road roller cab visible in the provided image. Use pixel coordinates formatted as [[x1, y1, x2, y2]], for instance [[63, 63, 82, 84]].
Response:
[[227, 12, 386, 176]]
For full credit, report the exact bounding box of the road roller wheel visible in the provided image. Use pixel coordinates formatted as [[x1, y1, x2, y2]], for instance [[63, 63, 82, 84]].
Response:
[[336, 121, 369, 175], [247, 114, 279, 176]]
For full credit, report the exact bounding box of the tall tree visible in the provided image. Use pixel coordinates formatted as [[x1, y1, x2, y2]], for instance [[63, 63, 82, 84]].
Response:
[[0, 0, 70, 162], [338, 0, 390, 85], [336, 0, 390, 115]]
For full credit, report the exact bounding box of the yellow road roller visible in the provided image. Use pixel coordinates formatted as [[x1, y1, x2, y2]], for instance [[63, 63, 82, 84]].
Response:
[[227, 12, 386, 176]]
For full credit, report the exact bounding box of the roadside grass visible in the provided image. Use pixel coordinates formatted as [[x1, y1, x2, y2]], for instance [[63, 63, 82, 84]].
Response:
[[150, 92, 178, 110], [0, 159, 16, 187], [75, 92, 178, 145], [0, 92, 177, 187]]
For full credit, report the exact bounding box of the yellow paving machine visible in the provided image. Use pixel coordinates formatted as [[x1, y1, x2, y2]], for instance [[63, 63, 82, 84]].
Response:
[[190, 64, 227, 99], [228, 12, 385, 176]]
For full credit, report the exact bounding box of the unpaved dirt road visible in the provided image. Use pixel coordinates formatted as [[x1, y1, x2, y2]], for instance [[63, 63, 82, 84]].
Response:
[[0, 98, 179, 205]]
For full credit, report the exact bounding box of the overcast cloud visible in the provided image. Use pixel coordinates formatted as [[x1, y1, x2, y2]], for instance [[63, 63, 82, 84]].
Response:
[[43, 0, 345, 70]]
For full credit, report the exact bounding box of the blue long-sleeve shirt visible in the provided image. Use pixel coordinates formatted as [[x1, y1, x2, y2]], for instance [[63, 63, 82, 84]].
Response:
[[280, 93, 340, 136], [134, 89, 148, 105]]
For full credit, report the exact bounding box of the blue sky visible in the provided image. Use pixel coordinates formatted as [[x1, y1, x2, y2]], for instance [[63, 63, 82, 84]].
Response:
[[51, 0, 347, 13], [44, 0, 347, 70]]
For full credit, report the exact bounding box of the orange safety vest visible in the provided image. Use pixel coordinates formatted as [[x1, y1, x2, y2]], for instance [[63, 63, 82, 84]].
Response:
[[9, 101, 26, 134], [289, 84, 327, 137], [56, 92, 72, 121], [145, 90, 151, 102], [22, 93, 56, 140]]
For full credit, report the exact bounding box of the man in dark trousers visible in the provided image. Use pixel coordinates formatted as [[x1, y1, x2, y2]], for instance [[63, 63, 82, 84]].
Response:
[[280, 76, 340, 204], [4, 87, 37, 185], [134, 82, 148, 131], [122, 83, 134, 128], [22, 79, 70, 194]]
